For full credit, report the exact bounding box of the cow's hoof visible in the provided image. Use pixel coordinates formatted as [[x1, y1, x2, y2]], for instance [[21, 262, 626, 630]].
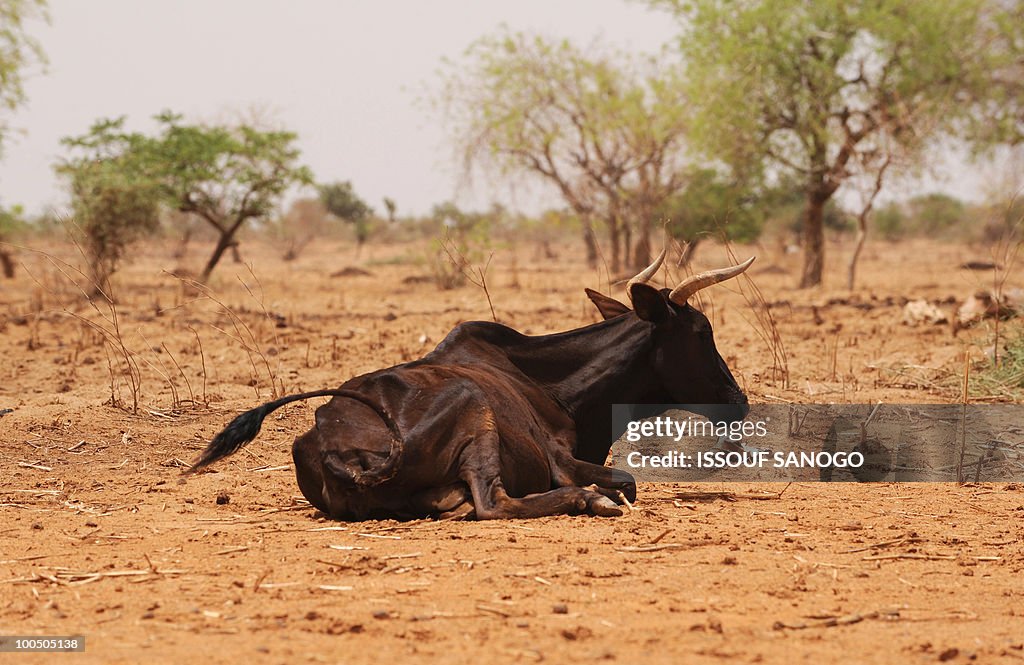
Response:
[[588, 495, 623, 517]]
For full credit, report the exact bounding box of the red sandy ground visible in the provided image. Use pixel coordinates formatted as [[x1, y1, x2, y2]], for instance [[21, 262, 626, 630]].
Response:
[[1, 237, 1022, 664]]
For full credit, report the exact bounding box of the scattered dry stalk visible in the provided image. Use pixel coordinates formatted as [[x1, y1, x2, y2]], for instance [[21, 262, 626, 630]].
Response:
[[723, 240, 789, 389]]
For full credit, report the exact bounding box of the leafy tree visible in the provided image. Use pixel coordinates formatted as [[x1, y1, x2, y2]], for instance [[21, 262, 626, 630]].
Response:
[[656, 0, 993, 287], [147, 113, 312, 282], [58, 113, 311, 284], [437, 29, 689, 271], [966, 2, 1024, 147], [318, 181, 373, 251], [56, 119, 162, 294], [0, 0, 48, 157], [0, 0, 48, 278]]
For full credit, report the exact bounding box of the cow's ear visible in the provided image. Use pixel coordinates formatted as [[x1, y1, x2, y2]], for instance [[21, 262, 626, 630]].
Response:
[[628, 283, 671, 324], [585, 288, 631, 320]]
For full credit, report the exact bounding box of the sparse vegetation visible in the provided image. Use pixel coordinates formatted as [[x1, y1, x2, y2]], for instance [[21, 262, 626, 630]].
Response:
[[56, 112, 313, 286], [274, 198, 329, 261], [0, 203, 28, 277], [4, 4, 1024, 660], [972, 327, 1024, 400], [424, 202, 493, 290]]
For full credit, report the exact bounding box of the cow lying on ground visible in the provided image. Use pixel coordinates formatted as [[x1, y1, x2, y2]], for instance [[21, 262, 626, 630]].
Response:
[[187, 251, 754, 520]]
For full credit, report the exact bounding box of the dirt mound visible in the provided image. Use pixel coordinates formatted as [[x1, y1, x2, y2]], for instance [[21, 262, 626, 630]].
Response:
[[331, 266, 374, 277]]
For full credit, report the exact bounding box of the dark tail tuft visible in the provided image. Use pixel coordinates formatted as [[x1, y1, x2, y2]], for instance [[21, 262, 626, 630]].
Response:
[[183, 387, 402, 476], [186, 404, 271, 474]]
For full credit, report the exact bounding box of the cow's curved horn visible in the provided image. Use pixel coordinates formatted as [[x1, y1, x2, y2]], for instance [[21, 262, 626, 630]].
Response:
[[669, 256, 755, 305], [625, 248, 667, 295]]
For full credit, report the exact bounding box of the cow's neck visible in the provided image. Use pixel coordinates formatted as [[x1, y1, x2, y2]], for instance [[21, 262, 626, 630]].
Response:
[[504, 315, 655, 414]]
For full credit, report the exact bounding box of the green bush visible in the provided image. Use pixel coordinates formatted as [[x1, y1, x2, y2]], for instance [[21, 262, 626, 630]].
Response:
[[659, 169, 764, 245], [907, 193, 967, 235]]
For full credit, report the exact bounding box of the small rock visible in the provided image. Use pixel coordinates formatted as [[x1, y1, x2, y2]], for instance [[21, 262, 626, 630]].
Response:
[[552, 603, 569, 614], [901, 300, 948, 326]]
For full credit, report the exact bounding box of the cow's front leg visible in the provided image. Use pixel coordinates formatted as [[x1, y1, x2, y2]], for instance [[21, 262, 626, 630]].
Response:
[[467, 475, 624, 518], [545, 446, 637, 502], [459, 426, 622, 518]]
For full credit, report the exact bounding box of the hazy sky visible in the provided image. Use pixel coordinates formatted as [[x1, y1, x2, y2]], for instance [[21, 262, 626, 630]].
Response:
[[0, 0, 681, 217], [0, 0, 1002, 219]]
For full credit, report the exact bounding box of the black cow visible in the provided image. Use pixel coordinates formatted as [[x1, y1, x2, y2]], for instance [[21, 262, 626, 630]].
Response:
[[188, 251, 753, 520]]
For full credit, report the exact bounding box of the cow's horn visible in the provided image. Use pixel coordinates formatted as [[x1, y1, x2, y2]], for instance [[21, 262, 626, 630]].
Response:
[[669, 256, 755, 304], [626, 248, 667, 295]]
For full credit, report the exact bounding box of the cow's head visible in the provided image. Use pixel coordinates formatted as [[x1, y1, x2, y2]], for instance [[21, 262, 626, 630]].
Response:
[[586, 250, 754, 423]]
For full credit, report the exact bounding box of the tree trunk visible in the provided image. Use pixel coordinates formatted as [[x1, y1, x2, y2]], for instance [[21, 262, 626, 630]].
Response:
[[0, 249, 14, 278], [622, 224, 632, 272], [580, 216, 598, 268], [848, 155, 890, 291], [847, 218, 867, 290], [200, 233, 236, 284], [87, 257, 111, 299], [632, 222, 651, 270], [172, 228, 192, 260], [799, 191, 827, 288], [608, 218, 621, 273]]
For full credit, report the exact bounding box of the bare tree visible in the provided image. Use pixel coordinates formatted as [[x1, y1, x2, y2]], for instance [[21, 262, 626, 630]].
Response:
[[436, 30, 689, 271]]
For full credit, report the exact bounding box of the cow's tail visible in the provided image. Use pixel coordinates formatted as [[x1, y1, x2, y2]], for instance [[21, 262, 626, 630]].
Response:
[[186, 389, 400, 474]]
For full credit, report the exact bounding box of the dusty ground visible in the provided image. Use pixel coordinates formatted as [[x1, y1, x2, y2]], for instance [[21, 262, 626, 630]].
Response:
[[1, 236, 1023, 664]]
